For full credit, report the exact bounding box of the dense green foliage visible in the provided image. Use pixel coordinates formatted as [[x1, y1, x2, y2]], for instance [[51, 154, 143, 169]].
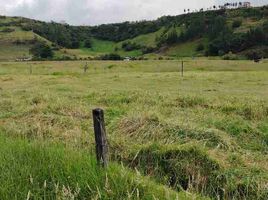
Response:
[[91, 21, 161, 41], [0, 6, 268, 60], [121, 41, 141, 51], [208, 23, 268, 58], [155, 7, 268, 59], [84, 38, 92, 48], [99, 53, 122, 60], [29, 41, 53, 59], [22, 21, 91, 48], [232, 19, 242, 28]]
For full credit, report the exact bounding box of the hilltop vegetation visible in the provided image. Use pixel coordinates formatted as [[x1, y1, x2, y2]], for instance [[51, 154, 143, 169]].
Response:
[[0, 6, 268, 61]]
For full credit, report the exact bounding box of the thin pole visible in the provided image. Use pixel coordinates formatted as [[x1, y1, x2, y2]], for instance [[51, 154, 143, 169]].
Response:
[[181, 61, 184, 77]]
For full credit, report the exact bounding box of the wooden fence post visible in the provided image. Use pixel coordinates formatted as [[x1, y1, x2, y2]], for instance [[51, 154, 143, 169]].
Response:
[[29, 64, 32, 75], [92, 108, 108, 167], [84, 62, 88, 73], [181, 61, 184, 77]]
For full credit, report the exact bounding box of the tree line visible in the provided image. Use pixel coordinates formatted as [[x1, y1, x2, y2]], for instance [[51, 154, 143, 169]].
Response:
[[155, 6, 268, 59]]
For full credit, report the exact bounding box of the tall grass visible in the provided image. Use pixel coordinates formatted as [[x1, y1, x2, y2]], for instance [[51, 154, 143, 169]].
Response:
[[0, 60, 267, 199], [0, 133, 204, 200]]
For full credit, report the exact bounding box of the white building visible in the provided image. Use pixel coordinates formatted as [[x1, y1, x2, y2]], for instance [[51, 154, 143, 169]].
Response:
[[243, 2, 251, 8], [238, 2, 251, 8]]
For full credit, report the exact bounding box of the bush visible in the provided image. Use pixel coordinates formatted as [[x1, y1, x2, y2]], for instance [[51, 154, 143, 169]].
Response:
[[70, 39, 80, 49], [21, 25, 32, 31], [99, 53, 122, 60], [222, 52, 239, 60], [196, 43, 205, 51], [142, 46, 155, 54], [121, 42, 141, 51], [84, 39, 92, 48], [13, 40, 25, 45], [1, 28, 15, 33], [245, 49, 265, 61], [29, 41, 54, 59], [218, 50, 225, 56], [263, 20, 268, 33], [232, 19, 242, 28]]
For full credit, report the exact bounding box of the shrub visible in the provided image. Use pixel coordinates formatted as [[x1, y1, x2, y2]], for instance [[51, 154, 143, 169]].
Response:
[[222, 52, 239, 60], [84, 39, 92, 48], [99, 53, 122, 60], [70, 39, 80, 49], [21, 25, 32, 31], [121, 42, 141, 51], [1, 28, 15, 33], [142, 46, 155, 54], [245, 49, 264, 61], [232, 19, 242, 28], [263, 20, 268, 34], [196, 43, 205, 51], [29, 41, 54, 59]]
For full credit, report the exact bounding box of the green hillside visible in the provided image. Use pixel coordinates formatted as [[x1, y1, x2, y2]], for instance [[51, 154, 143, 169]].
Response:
[[0, 6, 268, 60]]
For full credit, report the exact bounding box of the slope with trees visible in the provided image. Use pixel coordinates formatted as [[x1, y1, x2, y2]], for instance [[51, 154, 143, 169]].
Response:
[[0, 5, 267, 60]]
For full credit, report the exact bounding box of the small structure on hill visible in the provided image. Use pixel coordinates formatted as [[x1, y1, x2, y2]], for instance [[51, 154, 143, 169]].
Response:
[[239, 2, 251, 8]]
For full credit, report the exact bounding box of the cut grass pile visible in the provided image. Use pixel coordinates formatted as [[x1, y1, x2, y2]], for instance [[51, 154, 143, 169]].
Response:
[[0, 59, 267, 199]]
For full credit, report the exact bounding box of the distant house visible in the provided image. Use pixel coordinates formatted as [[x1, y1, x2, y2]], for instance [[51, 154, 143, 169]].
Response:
[[243, 2, 251, 8], [238, 2, 251, 8]]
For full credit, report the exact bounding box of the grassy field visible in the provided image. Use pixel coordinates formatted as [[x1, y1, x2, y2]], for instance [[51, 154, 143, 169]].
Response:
[[69, 38, 143, 58], [0, 59, 268, 199]]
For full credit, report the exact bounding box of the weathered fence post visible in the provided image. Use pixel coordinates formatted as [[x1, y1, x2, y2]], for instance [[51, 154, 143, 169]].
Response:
[[84, 62, 88, 73], [92, 108, 108, 167], [181, 61, 184, 77], [29, 64, 32, 75]]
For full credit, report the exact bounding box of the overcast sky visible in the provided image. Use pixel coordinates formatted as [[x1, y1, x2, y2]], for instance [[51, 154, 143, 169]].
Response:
[[0, 0, 267, 25]]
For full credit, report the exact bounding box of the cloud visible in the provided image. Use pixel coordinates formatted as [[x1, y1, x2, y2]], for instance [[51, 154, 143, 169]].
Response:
[[0, 0, 267, 25]]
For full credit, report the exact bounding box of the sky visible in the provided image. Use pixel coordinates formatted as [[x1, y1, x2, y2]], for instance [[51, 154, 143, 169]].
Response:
[[0, 0, 267, 25]]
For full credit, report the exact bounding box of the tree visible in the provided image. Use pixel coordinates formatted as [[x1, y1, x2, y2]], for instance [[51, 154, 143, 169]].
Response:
[[246, 27, 266, 46], [29, 41, 53, 59], [196, 43, 205, 51], [232, 19, 242, 28], [208, 16, 227, 39], [263, 20, 268, 32], [166, 29, 179, 44], [185, 17, 206, 39], [100, 53, 122, 60], [84, 39, 92, 48], [70, 39, 80, 49]]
